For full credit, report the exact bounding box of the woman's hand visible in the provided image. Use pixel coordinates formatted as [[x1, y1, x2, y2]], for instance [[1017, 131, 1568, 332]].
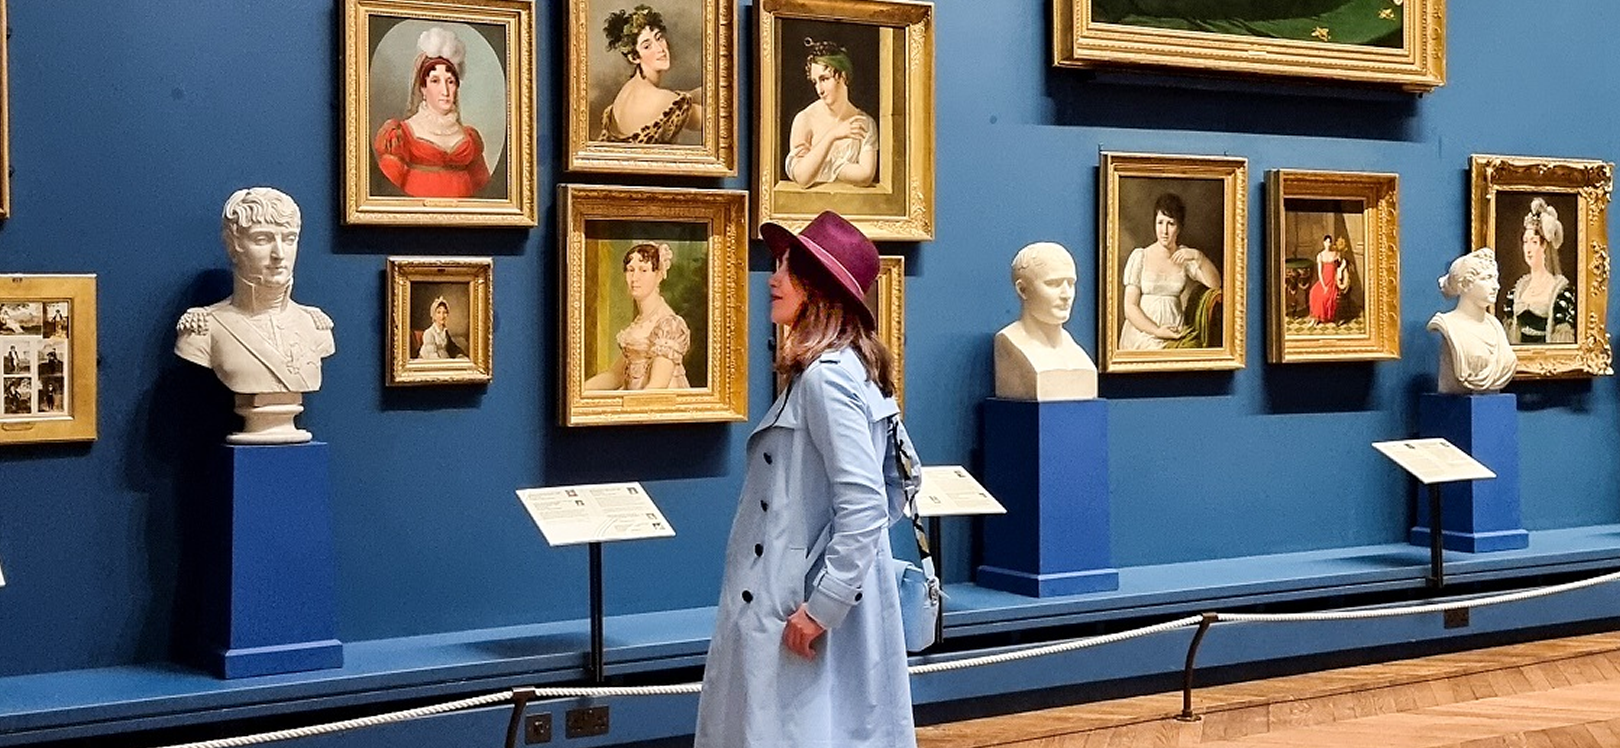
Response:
[[827, 116, 868, 143], [782, 604, 826, 660], [1169, 247, 1201, 266], [1154, 324, 1186, 340]]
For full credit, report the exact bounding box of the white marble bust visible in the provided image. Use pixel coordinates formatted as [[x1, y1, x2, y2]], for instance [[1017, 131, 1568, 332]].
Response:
[[1428, 248, 1517, 395], [175, 187, 336, 444], [994, 242, 1098, 401]]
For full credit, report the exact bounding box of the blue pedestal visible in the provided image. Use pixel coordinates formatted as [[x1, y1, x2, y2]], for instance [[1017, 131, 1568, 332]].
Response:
[[976, 398, 1119, 597], [205, 442, 343, 679], [1412, 394, 1528, 553]]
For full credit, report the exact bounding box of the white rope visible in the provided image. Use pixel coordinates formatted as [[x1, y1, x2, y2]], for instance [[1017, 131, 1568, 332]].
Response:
[[151, 568, 1620, 748], [1219, 568, 1620, 624], [158, 691, 512, 748], [907, 614, 1208, 675]]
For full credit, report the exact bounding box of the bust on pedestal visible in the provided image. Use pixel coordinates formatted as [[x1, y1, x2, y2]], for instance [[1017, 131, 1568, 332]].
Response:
[[994, 242, 1097, 401], [1416, 248, 1527, 553], [980, 242, 1116, 597], [172, 188, 342, 678], [174, 187, 335, 444]]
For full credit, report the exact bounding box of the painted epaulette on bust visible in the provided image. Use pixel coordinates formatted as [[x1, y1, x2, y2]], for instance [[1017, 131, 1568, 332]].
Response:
[[175, 307, 211, 336]]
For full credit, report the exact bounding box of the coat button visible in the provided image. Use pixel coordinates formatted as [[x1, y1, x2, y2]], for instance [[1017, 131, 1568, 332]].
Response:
[[763, 452, 773, 464], [855, 592, 863, 601], [760, 500, 768, 511], [754, 544, 763, 557], [741, 590, 753, 603]]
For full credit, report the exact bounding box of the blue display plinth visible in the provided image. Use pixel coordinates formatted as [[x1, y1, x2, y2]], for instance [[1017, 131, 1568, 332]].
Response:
[[204, 442, 343, 679], [977, 398, 1119, 597], [1412, 393, 1528, 553]]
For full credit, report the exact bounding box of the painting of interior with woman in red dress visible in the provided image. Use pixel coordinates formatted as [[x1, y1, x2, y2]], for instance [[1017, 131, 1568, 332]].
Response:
[[1282, 199, 1365, 335], [369, 21, 510, 200]]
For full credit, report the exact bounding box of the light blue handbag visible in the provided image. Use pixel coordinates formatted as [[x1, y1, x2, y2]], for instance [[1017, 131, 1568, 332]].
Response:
[[887, 418, 943, 653]]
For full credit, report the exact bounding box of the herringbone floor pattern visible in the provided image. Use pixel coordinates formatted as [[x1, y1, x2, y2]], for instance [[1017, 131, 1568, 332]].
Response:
[[917, 631, 1620, 747]]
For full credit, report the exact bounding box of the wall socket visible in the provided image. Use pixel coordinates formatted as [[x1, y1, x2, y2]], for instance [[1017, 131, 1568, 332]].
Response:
[[566, 706, 610, 738], [524, 713, 552, 744]]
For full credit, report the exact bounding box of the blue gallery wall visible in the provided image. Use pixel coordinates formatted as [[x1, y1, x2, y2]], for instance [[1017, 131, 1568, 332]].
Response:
[[0, 0, 1617, 680]]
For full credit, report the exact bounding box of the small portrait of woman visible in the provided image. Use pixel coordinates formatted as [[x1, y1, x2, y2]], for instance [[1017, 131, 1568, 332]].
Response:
[[583, 234, 707, 392], [1498, 196, 1578, 344], [1278, 196, 1368, 335], [412, 295, 467, 360], [1117, 191, 1224, 350], [367, 21, 509, 200], [595, 3, 704, 144]]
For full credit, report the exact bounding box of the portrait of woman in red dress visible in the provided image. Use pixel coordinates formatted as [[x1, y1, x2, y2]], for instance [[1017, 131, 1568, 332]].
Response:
[[373, 26, 492, 199]]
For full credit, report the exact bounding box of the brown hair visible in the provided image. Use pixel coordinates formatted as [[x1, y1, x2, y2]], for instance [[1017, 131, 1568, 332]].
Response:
[[415, 56, 459, 88], [775, 249, 894, 397]]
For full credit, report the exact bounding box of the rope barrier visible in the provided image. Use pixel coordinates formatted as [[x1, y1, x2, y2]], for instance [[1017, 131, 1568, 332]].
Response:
[[151, 567, 1620, 748]]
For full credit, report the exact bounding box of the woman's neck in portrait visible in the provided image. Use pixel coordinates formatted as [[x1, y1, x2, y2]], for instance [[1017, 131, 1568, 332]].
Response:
[[634, 292, 671, 319], [638, 65, 664, 87], [408, 103, 461, 136]]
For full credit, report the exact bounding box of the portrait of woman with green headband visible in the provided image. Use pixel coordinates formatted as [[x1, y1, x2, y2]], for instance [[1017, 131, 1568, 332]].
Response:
[[785, 38, 877, 189]]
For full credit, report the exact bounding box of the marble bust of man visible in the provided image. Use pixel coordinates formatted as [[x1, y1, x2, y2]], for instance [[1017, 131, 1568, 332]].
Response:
[[175, 187, 335, 443], [994, 241, 1098, 401]]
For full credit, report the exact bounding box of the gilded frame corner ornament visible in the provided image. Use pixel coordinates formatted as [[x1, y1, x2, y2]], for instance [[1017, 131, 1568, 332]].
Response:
[[343, 0, 537, 227], [776, 255, 906, 409], [566, 0, 737, 176], [1099, 152, 1248, 374], [386, 257, 494, 387], [560, 184, 750, 427], [1469, 154, 1614, 380], [757, 0, 935, 241], [0, 274, 96, 445], [1054, 0, 1445, 93], [1265, 169, 1401, 364]]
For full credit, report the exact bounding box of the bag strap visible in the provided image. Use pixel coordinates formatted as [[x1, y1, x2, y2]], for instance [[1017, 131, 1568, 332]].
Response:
[[889, 417, 944, 645]]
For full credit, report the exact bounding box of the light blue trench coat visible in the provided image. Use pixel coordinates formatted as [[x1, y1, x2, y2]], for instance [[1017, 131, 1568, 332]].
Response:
[[694, 348, 917, 748]]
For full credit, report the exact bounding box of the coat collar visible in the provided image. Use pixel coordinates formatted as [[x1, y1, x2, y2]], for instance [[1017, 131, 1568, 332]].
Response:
[[749, 348, 897, 438]]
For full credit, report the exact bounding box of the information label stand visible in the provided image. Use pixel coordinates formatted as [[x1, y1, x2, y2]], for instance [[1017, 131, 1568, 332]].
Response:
[[916, 465, 1007, 577], [516, 482, 674, 683], [1373, 438, 1496, 588]]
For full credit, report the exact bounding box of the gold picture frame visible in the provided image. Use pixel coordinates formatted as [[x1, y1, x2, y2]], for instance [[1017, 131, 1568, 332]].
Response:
[[1469, 154, 1614, 379], [561, 185, 749, 426], [757, 0, 935, 241], [1266, 169, 1400, 363], [1099, 152, 1247, 373], [0, 0, 10, 219], [343, 0, 536, 226], [0, 275, 96, 444], [775, 255, 906, 409], [1055, 0, 1445, 92], [567, 0, 736, 176], [386, 257, 493, 386]]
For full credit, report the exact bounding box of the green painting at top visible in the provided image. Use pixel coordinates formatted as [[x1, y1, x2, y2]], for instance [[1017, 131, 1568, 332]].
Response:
[[1092, 0, 1404, 48]]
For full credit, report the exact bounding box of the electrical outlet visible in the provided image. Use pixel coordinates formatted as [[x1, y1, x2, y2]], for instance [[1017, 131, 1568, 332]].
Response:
[[524, 713, 552, 744], [1444, 608, 1470, 629], [565, 706, 610, 738]]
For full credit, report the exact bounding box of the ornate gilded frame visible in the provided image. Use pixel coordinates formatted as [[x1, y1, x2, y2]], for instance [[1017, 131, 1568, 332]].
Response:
[[1265, 169, 1400, 363], [776, 255, 906, 409], [756, 0, 935, 241], [0, 275, 96, 444], [343, 0, 536, 226], [567, 0, 736, 176], [1099, 152, 1247, 373], [1055, 0, 1445, 92], [561, 185, 749, 426], [386, 257, 493, 386], [1469, 154, 1614, 379], [0, 0, 10, 219]]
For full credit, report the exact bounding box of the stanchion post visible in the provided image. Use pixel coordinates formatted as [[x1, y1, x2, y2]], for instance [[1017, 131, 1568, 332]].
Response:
[[1428, 483, 1444, 589], [1176, 613, 1218, 722], [503, 688, 536, 748], [589, 542, 605, 684]]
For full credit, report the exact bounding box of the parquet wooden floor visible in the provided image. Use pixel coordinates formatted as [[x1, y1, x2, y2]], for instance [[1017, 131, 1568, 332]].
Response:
[[916, 631, 1620, 747]]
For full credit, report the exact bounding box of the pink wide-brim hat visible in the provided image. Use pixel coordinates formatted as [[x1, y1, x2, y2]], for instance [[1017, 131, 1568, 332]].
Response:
[[760, 211, 879, 325]]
